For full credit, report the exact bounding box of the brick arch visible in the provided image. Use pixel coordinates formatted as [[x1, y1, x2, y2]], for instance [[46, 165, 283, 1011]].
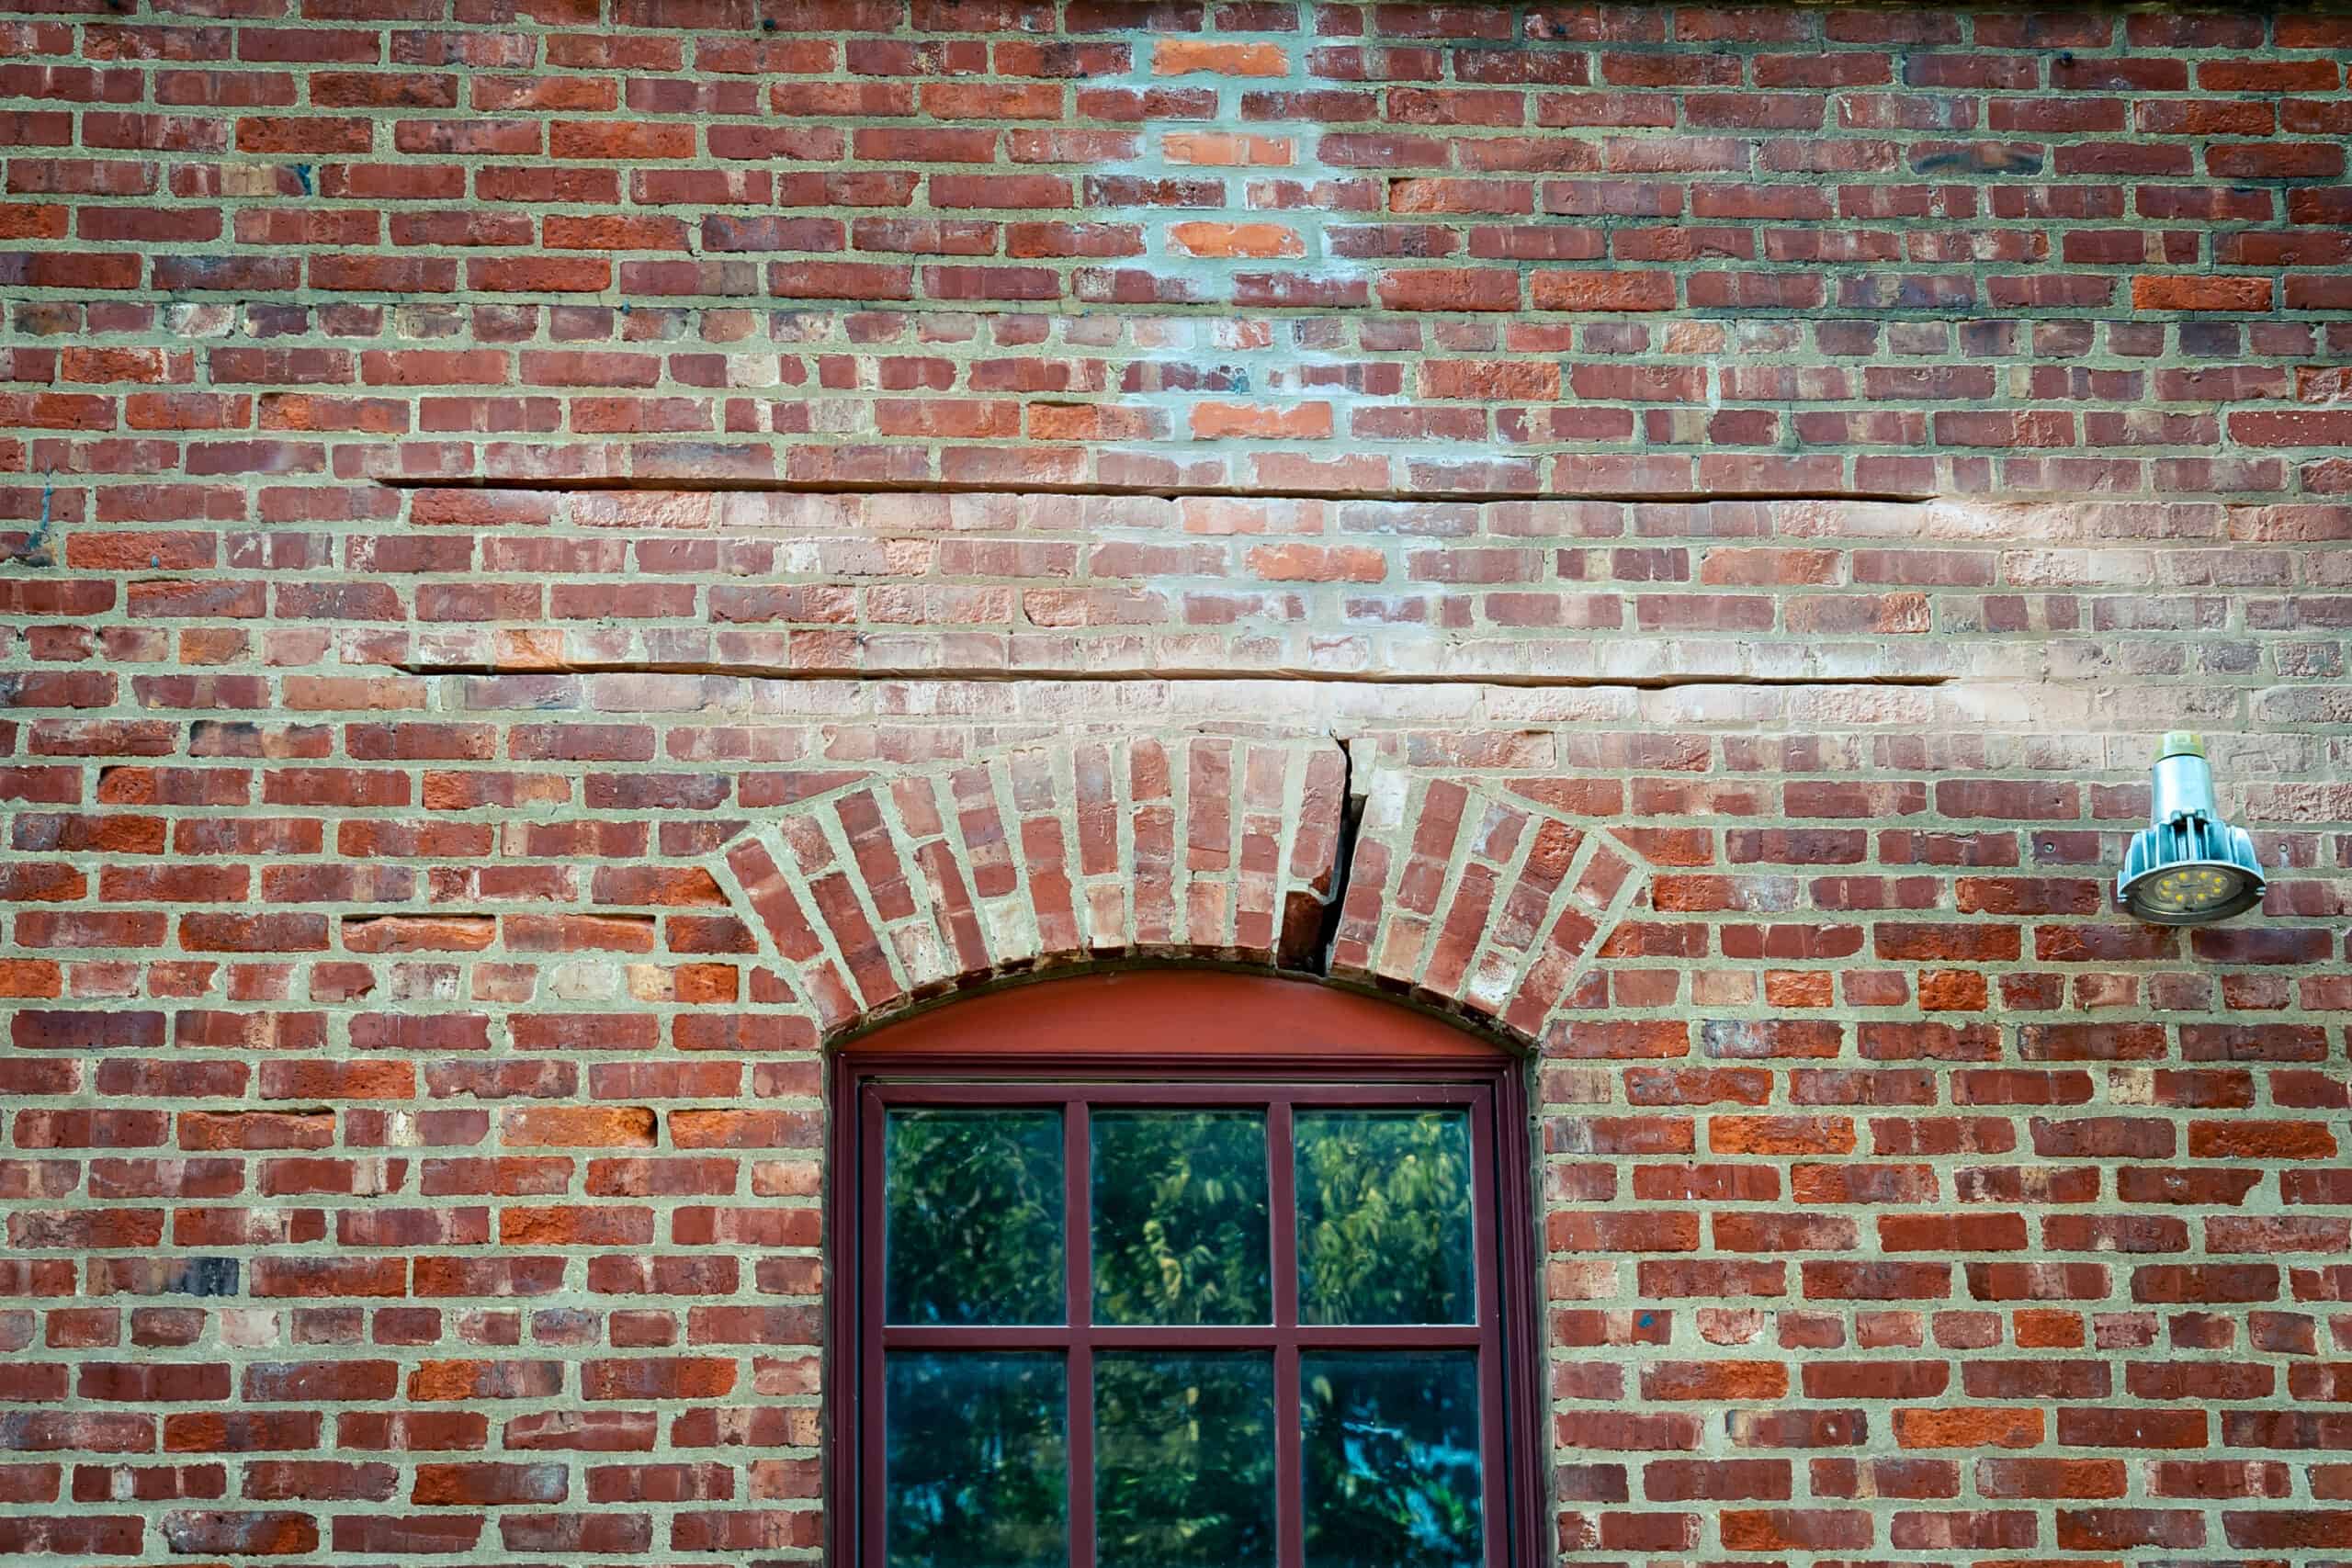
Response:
[[712, 731, 1651, 1048]]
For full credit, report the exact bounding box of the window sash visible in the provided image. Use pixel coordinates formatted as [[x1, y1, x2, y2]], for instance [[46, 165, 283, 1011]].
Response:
[[852, 1076, 1514, 1568]]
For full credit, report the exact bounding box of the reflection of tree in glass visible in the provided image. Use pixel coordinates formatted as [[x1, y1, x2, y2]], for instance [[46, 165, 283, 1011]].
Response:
[[886, 1352, 1067, 1568], [886, 1110, 1064, 1325], [1093, 1111, 1271, 1325], [1302, 1352, 1483, 1568], [1295, 1111, 1474, 1325], [1095, 1352, 1276, 1568]]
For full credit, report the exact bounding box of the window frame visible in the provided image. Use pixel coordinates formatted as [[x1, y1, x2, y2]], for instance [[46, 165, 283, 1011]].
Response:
[[827, 968, 1544, 1568]]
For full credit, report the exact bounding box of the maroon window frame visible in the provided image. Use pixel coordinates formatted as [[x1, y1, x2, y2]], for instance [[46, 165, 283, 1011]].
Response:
[[828, 969, 1544, 1568]]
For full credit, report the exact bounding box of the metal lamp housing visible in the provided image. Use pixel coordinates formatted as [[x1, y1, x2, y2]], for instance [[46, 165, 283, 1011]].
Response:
[[2116, 733, 2266, 926]]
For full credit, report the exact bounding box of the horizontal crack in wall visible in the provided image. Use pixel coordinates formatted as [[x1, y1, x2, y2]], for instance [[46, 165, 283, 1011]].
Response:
[[391, 660, 1952, 689], [379, 477, 1939, 507]]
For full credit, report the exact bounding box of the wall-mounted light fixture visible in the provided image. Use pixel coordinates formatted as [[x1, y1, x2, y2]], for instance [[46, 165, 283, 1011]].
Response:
[[2115, 732, 2266, 925]]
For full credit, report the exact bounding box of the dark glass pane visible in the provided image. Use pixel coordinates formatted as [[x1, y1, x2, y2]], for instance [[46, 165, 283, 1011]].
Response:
[[1301, 1351, 1483, 1568], [886, 1109, 1064, 1325], [885, 1351, 1068, 1568], [1095, 1352, 1276, 1568], [1092, 1111, 1271, 1325], [1294, 1109, 1475, 1325]]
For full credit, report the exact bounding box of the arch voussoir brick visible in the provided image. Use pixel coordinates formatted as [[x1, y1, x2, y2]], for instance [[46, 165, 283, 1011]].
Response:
[[715, 731, 1351, 1040], [1331, 763, 1653, 1047]]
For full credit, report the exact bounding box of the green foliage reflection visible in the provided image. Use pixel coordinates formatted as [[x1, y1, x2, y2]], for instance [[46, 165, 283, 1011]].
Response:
[[885, 1352, 1067, 1568], [886, 1109, 1064, 1325], [1095, 1352, 1276, 1568], [1302, 1351, 1483, 1568], [1295, 1110, 1474, 1325], [1092, 1111, 1271, 1325]]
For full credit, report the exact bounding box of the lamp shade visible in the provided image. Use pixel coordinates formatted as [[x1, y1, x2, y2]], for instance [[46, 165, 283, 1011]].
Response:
[[2115, 732, 2265, 926]]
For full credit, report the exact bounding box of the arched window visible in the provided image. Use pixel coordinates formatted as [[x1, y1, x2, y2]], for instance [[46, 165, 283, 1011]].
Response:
[[831, 969, 1541, 1568]]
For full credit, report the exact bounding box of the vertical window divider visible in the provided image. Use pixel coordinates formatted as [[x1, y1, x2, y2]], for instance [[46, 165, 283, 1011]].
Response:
[[1268, 1097, 1305, 1568], [1065, 1098, 1095, 1568], [858, 1087, 888, 1568]]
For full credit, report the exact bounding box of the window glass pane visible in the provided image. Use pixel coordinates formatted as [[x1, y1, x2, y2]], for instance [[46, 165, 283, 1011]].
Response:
[[1092, 1111, 1272, 1325], [885, 1351, 1068, 1568], [1294, 1109, 1475, 1325], [1301, 1351, 1483, 1568], [886, 1109, 1064, 1325], [1095, 1351, 1277, 1568]]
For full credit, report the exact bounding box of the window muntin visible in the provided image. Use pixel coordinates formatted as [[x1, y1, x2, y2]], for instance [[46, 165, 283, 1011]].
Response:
[[851, 1079, 1520, 1568]]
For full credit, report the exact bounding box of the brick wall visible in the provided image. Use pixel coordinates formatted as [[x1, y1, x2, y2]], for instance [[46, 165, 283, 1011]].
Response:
[[2, 1, 2350, 1562]]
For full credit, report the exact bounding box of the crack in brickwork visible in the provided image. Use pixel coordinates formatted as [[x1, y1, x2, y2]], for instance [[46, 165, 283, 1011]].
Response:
[[387, 477, 1944, 504], [399, 657, 1957, 688]]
